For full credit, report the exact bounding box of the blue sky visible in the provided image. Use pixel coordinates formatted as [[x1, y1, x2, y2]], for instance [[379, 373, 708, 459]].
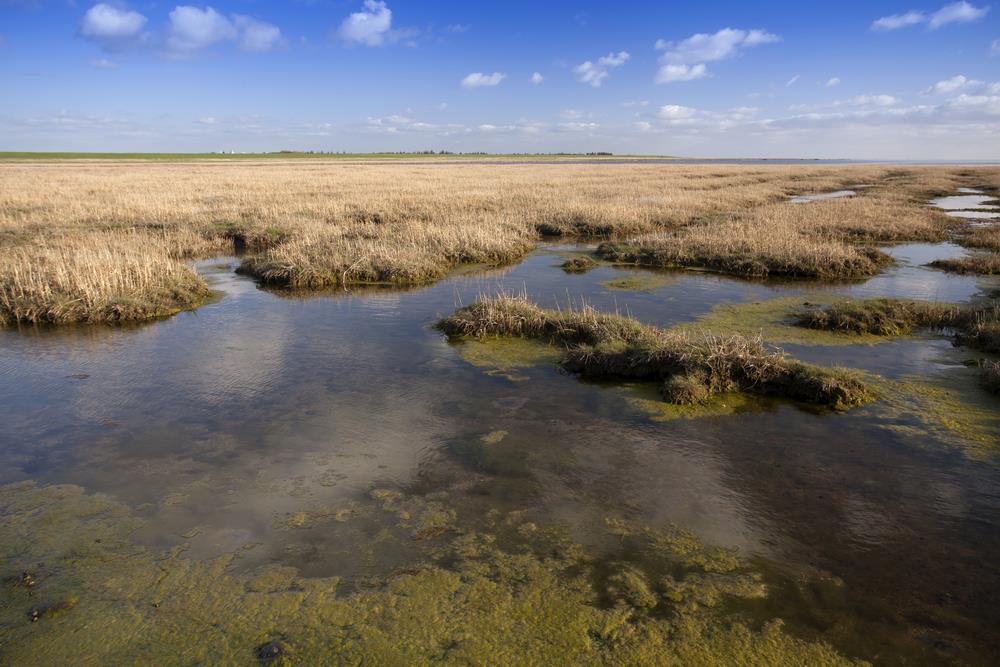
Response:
[[0, 1, 997, 157]]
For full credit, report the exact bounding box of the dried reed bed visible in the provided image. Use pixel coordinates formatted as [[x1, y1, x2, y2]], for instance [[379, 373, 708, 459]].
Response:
[[0, 231, 210, 324], [438, 295, 874, 409], [596, 183, 962, 279], [0, 160, 996, 322]]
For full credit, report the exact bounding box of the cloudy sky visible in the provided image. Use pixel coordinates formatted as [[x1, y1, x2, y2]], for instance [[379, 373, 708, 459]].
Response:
[[1, 1, 998, 158]]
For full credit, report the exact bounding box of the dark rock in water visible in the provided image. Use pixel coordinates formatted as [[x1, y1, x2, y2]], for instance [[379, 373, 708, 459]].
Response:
[[255, 640, 291, 664]]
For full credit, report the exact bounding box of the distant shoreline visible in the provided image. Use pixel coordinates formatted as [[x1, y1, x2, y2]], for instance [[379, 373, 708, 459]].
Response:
[[0, 152, 996, 165]]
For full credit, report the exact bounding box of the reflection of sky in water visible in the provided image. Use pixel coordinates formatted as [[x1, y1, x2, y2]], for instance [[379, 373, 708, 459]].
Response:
[[2, 242, 1000, 657], [931, 190, 1000, 221]]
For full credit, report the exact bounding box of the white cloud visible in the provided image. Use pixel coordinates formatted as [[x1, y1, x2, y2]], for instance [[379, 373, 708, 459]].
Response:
[[654, 28, 778, 84], [167, 6, 237, 55], [574, 50, 629, 87], [656, 105, 697, 120], [871, 2, 989, 31], [461, 72, 506, 88], [850, 95, 898, 107], [338, 0, 392, 46], [199, 116, 218, 125], [928, 1, 989, 29], [923, 74, 982, 94], [531, 71, 544, 84], [90, 57, 119, 69], [786, 74, 800, 86], [234, 15, 282, 52], [634, 121, 652, 131], [446, 24, 469, 34], [992, 39, 1000, 55], [656, 63, 706, 83], [871, 10, 926, 31], [559, 109, 585, 120], [79, 3, 147, 51], [557, 122, 600, 132], [826, 77, 841, 87]]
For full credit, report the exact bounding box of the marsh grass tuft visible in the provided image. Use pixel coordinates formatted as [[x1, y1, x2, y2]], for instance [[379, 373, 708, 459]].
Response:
[[560, 256, 599, 273], [438, 295, 874, 409], [0, 231, 211, 325], [797, 298, 1000, 354], [928, 252, 1000, 276], [982, 360, 1000, 394]]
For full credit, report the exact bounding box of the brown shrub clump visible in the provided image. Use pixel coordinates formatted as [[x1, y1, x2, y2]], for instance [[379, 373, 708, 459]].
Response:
[[438, 295, 874, 409]]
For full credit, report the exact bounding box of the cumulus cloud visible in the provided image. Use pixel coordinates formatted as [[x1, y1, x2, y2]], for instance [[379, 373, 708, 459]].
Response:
[[531, 71, 544, 84], [164, 6, 280, 56], [871, 10, 926, 31], [923, 74, 982, 94], [654, 28, 778, 84], [929, 1, 990, 28], [79, 3, 148, 51], [871, 2, 989, 31], [656, 63, 706, 83], [826, 77, 841, 87], [166, 6, 236, 54], [573, 51, 629, 87], [234, 15, 282, 52], [338, 0, 392, 46], [461, 72, 506, 88]]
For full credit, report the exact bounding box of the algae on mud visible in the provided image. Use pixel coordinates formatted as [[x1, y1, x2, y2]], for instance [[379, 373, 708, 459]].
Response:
[[0, 482, 863, 666]]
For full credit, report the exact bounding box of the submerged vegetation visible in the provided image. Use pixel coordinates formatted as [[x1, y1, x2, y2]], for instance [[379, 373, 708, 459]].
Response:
[[0, 481, 864, 666], [438, 295, 875, 410], [0, 160, 993, 323]]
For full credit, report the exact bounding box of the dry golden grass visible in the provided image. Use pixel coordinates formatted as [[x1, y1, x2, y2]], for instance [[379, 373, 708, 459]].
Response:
[[929, 252, 1000, 275], [0, 231, 210, 324], [0, 160, 996, 322], [958, 227, 1000, 251]]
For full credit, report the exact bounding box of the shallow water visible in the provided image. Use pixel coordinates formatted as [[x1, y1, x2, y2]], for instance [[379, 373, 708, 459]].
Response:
[[789, 189, 856, 203], [931, 189, 1000, 221], [2, 244, 1000, 664]]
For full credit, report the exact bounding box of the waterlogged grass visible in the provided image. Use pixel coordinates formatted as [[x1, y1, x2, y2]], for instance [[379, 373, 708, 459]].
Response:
[[680, 296, 889, 347], [619, 382, 777, 421], [0, 482, 863, 666], [601, 271, 676, 293], [796, 298, 1000, 353], [929, 252, 1000, 276], [452, 337, 562, 381], [874, 374, 1000, 460], [560, 255, 600, 273], [438, 296, 875, 410]]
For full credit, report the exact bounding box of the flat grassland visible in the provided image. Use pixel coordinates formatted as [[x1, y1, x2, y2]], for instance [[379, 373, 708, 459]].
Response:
[[1, 159, 997, 324]]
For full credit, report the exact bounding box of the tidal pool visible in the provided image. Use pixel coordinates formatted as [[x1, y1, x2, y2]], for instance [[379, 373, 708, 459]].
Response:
[[1, 244, 999, 665], [931, 189, 1000, 221]]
